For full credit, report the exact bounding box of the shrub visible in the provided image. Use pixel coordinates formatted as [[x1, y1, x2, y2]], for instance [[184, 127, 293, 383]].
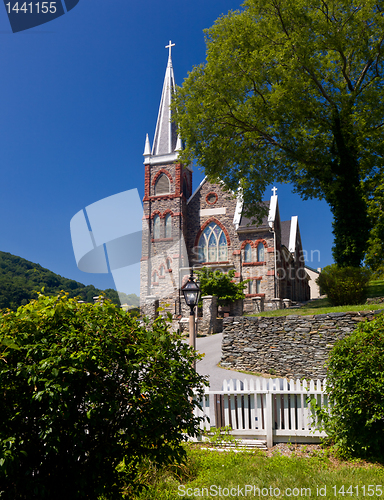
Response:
[[321, 313, 384, 459], [316, 265, 370, 306], [195, 267, 247, 306], [0, 293, 206, 500]]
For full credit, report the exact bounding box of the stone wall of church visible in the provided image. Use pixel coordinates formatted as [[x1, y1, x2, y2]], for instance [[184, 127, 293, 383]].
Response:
[[220, 311, 383, 379], [186, 180, 278, 305]]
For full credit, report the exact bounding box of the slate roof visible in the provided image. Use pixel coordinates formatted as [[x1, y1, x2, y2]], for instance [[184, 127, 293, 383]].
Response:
[[238, 201, 270, 230], [281, 220, 292, 249]]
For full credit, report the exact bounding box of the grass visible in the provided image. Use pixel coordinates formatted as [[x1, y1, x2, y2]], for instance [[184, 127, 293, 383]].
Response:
[[249, 280, 384, 318], [125, 444, 384, 499]]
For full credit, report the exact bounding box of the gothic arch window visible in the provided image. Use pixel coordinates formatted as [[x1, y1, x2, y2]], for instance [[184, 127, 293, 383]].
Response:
[[257, 242, 265, 262], [155, 173, 170, 195], [244, 243, 252, 263], [153, 215, 160, 239], [159, 265, 165, 277], [164, 213, 172, 238], [198, 222, 228, 263]]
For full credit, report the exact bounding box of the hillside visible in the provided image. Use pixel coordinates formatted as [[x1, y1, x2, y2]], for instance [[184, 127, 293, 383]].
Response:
[[0, 251, 138, 311]]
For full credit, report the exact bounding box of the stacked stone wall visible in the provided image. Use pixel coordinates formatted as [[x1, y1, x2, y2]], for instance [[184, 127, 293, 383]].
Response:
[[221, 310, 384, 379]]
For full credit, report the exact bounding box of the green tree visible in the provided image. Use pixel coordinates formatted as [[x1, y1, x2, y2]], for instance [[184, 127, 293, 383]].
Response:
[[319, 314, 384, 459], [195, 267, 247, 306], [174, 0, 384, 267], [0, 293, 205, 500], [364, 176, 384, 277]]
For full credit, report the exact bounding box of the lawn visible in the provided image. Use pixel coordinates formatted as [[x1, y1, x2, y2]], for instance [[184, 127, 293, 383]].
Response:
[[250, 280, 384, 318], [126, 444, 384, 500]]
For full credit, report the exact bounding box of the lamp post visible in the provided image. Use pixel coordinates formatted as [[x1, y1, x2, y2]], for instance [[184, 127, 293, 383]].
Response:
[[181, 270, 201, 368]]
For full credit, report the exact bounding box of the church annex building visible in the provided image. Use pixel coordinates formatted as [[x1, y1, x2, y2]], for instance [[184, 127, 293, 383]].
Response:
[[140, 44, 310, 316]]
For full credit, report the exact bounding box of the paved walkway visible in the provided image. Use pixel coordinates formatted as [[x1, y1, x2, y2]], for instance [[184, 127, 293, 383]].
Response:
[[195, 333, 265, 390]]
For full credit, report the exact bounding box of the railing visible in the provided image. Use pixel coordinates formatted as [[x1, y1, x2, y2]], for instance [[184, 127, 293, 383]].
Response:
[[194, 378, 329, 447]]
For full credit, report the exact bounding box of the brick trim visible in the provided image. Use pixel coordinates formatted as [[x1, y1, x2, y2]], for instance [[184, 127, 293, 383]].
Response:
[[205, 191, 218, 205], [240, 239, 255, 250], [245, 293, 265, 298], [152, 169, 173, 186], [194, 217, 231, 248], [242, 262, 266, 266], [255, 239, 268, 248]]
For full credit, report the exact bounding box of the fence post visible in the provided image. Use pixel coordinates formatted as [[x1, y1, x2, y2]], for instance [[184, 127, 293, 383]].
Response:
[[266, 392, 273, 448]]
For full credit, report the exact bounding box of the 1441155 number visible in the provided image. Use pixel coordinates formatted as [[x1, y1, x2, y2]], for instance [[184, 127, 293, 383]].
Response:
[[5, 2, 58, 14]]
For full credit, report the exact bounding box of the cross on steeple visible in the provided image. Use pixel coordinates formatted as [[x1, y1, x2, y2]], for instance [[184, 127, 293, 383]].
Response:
[[166, 40, 175, 59], [272, 186, 278, 196]]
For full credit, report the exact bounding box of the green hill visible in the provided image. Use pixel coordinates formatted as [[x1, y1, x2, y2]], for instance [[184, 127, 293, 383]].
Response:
[[0, 251, 138, 311]]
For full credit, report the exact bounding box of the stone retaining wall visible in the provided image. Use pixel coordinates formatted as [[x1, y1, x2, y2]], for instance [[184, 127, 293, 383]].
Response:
[[221, 310, 384, 379]]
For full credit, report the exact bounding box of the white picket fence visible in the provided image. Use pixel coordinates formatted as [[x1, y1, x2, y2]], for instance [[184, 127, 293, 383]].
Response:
[[194, 378, 329, 448]]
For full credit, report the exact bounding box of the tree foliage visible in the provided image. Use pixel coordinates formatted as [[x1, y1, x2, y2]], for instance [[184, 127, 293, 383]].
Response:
[[174, 0, 384, 267], [364, 177, 384, 277], [195, 267, 247, 306], [316, 264, 370, 305], [0, 250, 133, 310], [320, 314, 384, 459], [0, 293, 206, 499]]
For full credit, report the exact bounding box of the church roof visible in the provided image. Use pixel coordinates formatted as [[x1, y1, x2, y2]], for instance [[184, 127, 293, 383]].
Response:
[[281, 220, 292, 249], [238, 201, 271, 231], [151, 41, 178, 157]]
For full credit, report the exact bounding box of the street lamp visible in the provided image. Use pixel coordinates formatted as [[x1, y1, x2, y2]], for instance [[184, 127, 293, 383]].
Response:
[[181, 270, 201, 365]]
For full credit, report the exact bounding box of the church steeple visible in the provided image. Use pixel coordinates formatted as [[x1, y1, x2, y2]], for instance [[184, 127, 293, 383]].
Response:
[[145, 41, 179, 165]]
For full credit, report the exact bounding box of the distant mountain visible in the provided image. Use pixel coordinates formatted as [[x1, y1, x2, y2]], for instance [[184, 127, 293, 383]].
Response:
[[0, 251, 138, 311]]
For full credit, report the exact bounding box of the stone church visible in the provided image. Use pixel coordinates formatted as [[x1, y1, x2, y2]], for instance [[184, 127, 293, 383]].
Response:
[[140, 44, 310, 316]]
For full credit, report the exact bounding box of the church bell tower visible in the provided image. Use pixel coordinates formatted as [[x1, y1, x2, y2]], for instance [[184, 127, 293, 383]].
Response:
[[140, 42, 192, 314]]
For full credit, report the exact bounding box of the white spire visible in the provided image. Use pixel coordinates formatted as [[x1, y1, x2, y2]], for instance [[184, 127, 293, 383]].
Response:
[[175, 134, 183, 151], [143, 133, 151, 156], [151, 41, 178, 157]]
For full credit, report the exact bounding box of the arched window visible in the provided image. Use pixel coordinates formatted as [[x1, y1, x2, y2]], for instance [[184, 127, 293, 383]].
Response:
[[244, 243, 252, 262], [155, 173, 170, 195], [257, 242, 265, 262], [198, 222, 228, 263], [164, 213, 172, 238], [166, 258, 171, 270], [153, 215, 160, 239], [153, 271, 158, 283], [159, 265, 165, 277]]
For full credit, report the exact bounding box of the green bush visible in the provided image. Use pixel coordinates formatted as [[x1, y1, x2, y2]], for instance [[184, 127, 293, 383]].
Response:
[[0, 293, 206, 500], [316, 265, 370, 306], [195, 267, 247, 307], [320, 313, 384, 459]]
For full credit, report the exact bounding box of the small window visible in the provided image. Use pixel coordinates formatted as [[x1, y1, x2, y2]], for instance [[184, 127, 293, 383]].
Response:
[[155, 173, 170, 195], [153, 215, 160, 239], [248, 280, 253, 294], [153, 272, 158, 282], [164, 213, 172, 238], [166, 258, 171, 270], [160, 266, 165, 276], [256, 280, 261, 293], [257, 242, 265, 262], [244, 243, 252, 262]]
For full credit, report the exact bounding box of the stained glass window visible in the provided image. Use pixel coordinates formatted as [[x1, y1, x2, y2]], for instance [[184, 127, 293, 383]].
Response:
[[165, 214, 172, 238], [153, 215, 160, 239], [198, 222, 228, 262], [244, 243, 252, 262], [257, 242, 265, 262]]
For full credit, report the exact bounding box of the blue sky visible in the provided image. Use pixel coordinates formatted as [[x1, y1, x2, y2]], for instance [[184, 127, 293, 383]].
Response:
[[0, 0, 334, 297]]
